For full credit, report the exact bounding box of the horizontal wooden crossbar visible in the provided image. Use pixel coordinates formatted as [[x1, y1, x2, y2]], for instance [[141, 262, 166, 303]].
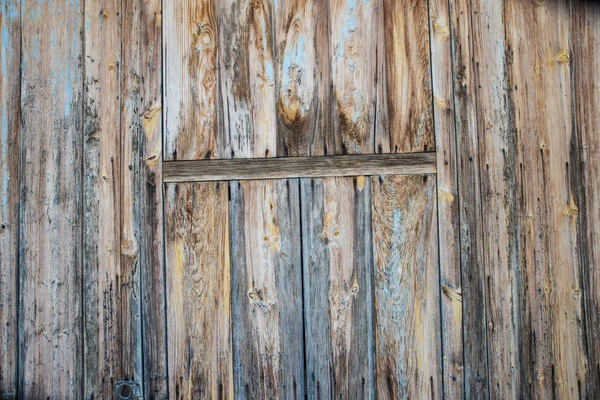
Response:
[[163, 152, 437, 183]]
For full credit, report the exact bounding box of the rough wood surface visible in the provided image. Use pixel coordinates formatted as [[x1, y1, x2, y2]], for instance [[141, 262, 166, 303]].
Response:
[[572, 1, 600, 395], [164, 152, 436, 183], [230, 179, 305, 399], [217, 0, 277, 159], [448, 0, 490, 397], [123, 0, 168, 396], [165, 182, 233, 399], [301, 176, 373, 399], [377, 0, 433, 154], [506, 1, 587, 397], [164, 0, 220, 160], [274, 0, 330, 156], [329, 0, 377, 154], [428, 0, 463, 396], [83, 0, 123, 398], [0, 1, 19, 396], [18, 0, 84, 397], [371, 175, 441, 399]]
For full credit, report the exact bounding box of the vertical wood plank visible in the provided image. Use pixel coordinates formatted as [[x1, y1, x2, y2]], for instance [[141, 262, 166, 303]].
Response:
[[329, 0, 377, 154], [428, 0, 463, 396], [164, 0, 220, 161], [120, 0, 145, 391], [19, 0, 84, 397], [572, 1, 600, 395], [83, 0, 123, 398], [230, 179, 305, 399], [506, 1, 587, 397], [371, 175, 441, 399], [165, 182, 233, 399], [0, 0, 19, 396], [274, 0, 330, 156], [301, 176, 373, 399], [377, 0, 434, 154], [447, 0, 491, 397], [121, 0, 166, 397], [217, 0, 277, 159]]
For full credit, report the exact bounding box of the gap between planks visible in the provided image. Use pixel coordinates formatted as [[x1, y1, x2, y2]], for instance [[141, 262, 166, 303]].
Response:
[[163, 152, 437, 182]]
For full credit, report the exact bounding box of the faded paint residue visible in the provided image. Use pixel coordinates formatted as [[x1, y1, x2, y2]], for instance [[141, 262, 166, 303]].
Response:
[[330, 0, 376, 153], [372, 175, 440, 399]]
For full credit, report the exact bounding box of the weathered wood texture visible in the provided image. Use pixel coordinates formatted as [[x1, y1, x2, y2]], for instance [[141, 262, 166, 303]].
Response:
[[377, 0, 433, 154], [301, 176, 373, 399], [572, 1, 600, 395], [18, 0, 84, 397], [165, 0, 437, 160], [83, 0, 124, 398], [428, 0, 463, 396], [506, 1, 586, 397], [164, 152, 436, 183], [230, 179, 305, 399], [164, 0, 220, 160], [121, 0, 167, 397], [371, 175, 442, 399], [0, 1, 19, 396], [165, 182, 233, 399], [448, 0, 492, 397]]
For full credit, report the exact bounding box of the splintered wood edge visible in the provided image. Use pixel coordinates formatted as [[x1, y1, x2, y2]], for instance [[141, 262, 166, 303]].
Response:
[[163, 152, 437, 182]]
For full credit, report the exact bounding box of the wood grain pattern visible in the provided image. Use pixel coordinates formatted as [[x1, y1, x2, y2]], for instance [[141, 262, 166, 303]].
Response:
[[126, 0, 168, 396], [506, 1, 587, 397], [469, 1, 521, 397], [165, 182, 233, 399], [377, 0, 433, 153], [448, 0, 489, 397], [230, 179, 305, 398], [164, 152, 436, 183], [428, 0, 463, 397], [0, 1, 19, 396], [164, 0, 220, 160], [275, 0, 330, 156], [371, 175, 441, 399], [18, 0, 83, 397], [301, 177, 373, 398], [572, 1, 600, 395], [83, 0, 123, 398], [329, 0, 377, 154], [120, 0, 147, 391], [218, 0, 278, 159]]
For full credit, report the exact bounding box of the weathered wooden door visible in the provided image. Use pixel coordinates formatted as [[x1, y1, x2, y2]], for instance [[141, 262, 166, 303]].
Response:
[[161, 0, 444, 397]]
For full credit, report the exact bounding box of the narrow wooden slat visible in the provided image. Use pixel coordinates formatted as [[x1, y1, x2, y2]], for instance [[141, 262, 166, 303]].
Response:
[[165, 182, 233, 399], [19, 0, 84, 397], [428, 0, 463, 396], [377, 0, 434, 153], [572, 1, 600, 395], [120, 0, 145, 390], [447, 0, 489, 397], [301, 176, 374, 399], [372, 175, 442, 399], [329, 0, 377, 154], [217, 0, 277, 159], [164, 0, 220, 160], [124, 0, 168, 396], [163, 152, 436, 182], [506, 1, 587, 397], [230, 179, 305, 398], [274, 0, 330, 156], [83, 0, 123, 398], [0, 1, 20, 396]]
